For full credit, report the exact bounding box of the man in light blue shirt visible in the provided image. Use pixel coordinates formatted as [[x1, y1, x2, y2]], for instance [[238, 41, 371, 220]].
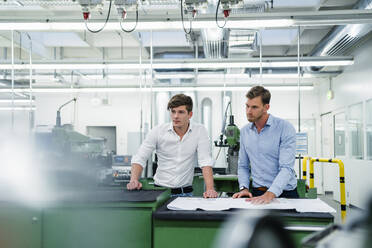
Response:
[[233, 86, 298, 204]]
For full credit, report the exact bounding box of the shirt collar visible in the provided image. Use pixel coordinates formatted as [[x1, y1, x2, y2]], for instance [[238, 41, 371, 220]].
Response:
[[249, 114, 272, 129], [168, 121, 193, 132], [168, 122, 173, 131], [266, 114, 273, 126]]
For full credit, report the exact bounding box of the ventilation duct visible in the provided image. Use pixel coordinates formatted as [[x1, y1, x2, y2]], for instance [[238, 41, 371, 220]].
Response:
[[309, 0, 372, 71], [231, 0, 267, 14], [201, 28, 229, 59], [228, 29, 257, 57], [200, 0, 265, 59]]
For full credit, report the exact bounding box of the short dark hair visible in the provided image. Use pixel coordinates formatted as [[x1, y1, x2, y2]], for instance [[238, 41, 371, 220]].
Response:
[[246, 86, 271, 105], [167, 94, 193, 112]]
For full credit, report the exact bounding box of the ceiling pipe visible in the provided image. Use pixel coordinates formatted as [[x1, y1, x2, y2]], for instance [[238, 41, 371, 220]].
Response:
[[308, 0, 372, 71]]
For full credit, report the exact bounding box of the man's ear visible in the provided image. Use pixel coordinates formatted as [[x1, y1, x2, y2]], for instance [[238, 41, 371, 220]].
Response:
[[188, 111, 193, 119], [264, 104, 270, 112]]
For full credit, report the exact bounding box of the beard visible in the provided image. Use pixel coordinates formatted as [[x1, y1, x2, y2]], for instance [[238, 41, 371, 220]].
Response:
[[247, 112, 264, 123]]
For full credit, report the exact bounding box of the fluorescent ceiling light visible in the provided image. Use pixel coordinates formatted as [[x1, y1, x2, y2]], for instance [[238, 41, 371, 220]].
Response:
[[0, 106, 35, 111], [0, 19, 294, 31], [197, 73, 316, 79], [0, 99, 35, 103], [8, 72, 331, 82], [0, 85, 313, 93], [0, 58, 353, 70], [108, 74, 150, 80], [0, 9, 371, 32], [14, 74, 147, 81], [155, 73, 195, 79]]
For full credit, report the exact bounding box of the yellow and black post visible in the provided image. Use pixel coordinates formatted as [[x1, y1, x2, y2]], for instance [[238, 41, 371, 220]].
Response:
[[309, 158, 347, 222], [302, 156, 309, 180]]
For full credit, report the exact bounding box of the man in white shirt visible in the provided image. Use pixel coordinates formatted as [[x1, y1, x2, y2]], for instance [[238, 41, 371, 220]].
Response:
[[127, 94, 218, 198]]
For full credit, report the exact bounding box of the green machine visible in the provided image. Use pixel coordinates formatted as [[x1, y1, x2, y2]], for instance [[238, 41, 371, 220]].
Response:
[[0, 97, 173, 248], [0, 188, 170, 248], [153, 199, 334, 248], [214, 101, 240, 175]]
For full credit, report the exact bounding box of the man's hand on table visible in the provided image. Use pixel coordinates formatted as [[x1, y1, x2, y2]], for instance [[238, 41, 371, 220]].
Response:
[[245, 191, 276, 204], [126, 180, 142, 190], [232, 188, 253, 199], [203, 189, 218, 198]]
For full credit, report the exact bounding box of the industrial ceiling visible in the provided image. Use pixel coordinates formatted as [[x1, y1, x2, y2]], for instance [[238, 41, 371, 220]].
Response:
[[0, 0, 371, 93]]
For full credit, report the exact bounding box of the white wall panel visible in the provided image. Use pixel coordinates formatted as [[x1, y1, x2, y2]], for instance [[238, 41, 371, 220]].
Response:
[[317, 37, 372, 208]]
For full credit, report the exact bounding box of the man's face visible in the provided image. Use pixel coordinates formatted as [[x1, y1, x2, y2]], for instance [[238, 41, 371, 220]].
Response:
[[245, 96, 269, 123], [170, 105, 193, 128]]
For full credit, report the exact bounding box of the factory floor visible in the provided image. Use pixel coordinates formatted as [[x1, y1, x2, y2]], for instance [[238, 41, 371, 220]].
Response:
[[318, 192, 364, 224]]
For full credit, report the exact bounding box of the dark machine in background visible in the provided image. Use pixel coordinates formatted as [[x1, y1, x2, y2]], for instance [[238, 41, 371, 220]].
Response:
[[35, 98, 113, 188], [215, 101, 240, 174]]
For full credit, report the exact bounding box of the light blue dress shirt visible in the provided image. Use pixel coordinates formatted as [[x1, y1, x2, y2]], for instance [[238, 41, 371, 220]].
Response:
[[238, 114, 297, 197]]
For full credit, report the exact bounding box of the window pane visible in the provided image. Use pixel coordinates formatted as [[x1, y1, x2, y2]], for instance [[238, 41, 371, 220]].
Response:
[[366, 99, 372, 160], [348, 103, 363, 159], [334, 113, 346, 157]]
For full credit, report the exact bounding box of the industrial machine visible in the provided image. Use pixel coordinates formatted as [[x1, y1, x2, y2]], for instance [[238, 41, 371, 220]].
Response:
[[215, 101, 240, 174], [111, 155, 132, 183], [35, 98, 113, 187]]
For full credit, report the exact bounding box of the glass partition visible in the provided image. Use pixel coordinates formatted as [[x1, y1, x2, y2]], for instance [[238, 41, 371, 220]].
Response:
[[366, 99, 372, 160], [348, 102, 363, 159], [334, 112, 346, 157]]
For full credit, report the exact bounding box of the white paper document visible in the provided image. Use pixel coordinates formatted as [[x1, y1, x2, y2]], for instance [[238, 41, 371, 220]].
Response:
[[167, 197, 336, 213]]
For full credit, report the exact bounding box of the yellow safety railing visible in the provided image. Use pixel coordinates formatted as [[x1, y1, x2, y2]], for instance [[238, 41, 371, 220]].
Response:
[[309, 158, 347, 222], [302, 156, 310, 180]]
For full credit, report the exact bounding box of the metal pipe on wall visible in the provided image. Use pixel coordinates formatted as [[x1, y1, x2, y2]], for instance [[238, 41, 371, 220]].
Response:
[[297, 25, 302, 176], [25, 33, 34, 132], [150, 30, 153, 130], [11, 30, 14, 130], [138, 33, 143, 144], [259, 29, 263, 85]]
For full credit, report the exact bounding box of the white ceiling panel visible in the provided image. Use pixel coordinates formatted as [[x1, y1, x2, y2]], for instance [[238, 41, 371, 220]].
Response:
[[88, 32, 139, 47], [41, 32, 90, 47], [140, 31, 189, 47], [261, 29, 297, 46]]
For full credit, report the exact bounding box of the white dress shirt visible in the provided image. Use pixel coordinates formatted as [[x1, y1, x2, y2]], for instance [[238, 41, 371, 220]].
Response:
[[131, 122, 214, 188]]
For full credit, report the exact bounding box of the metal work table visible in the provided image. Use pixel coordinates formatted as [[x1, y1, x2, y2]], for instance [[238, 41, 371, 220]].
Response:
[[153, 198, 334, 248], [0, 188, 170, 248]]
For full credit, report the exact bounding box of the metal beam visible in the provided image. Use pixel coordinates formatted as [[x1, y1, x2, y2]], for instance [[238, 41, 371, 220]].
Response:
[[0, 9, 372, 31], [0, 56, 354, 69]]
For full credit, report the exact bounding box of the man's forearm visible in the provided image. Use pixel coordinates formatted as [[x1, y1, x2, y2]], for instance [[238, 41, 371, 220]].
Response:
[[130, 163, 144, 181], [268, 166, 293, 197], [238, 164, 250, 189], [202, 166, 214, 190]]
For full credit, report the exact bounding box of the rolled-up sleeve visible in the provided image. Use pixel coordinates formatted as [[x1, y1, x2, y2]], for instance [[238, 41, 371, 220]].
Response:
[[197, 126, 214, 167], [268, 123, 296, 197], [131, 127, 158, 168]]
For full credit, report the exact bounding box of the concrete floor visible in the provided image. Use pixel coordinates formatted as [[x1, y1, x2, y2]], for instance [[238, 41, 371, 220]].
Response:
[[318, 192, 365, 224]]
